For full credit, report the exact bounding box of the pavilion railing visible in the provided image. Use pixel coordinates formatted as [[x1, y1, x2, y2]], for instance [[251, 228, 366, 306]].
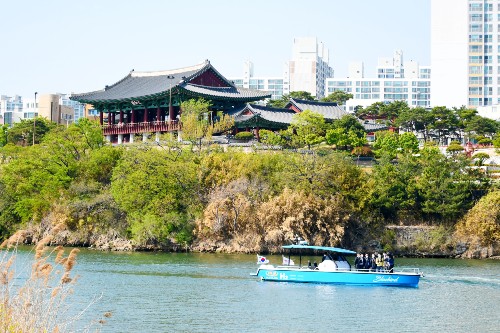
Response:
[[102, 121, 181, 136]]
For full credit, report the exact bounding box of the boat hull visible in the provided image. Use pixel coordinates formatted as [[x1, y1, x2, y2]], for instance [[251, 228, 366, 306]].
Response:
[[255, 267, 420, 287]]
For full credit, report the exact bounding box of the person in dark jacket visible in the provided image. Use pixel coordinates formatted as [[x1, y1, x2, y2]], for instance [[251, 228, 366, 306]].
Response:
[[364, 254, 371, 271], [387, 253, 395, 273], [354, 253, 363, 270]]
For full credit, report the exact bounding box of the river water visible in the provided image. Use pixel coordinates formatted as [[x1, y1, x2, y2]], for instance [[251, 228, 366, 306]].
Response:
[[9, 248, 500, 332]]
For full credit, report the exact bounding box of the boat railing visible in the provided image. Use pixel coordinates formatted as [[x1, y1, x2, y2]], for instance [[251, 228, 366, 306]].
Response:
[[399, 267, 423, 275]]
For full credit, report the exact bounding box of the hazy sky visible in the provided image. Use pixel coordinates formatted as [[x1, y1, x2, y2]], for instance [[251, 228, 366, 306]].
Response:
[[0, 0, 430, 98]]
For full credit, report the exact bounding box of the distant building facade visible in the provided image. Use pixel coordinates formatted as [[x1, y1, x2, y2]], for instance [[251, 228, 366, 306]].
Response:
[[431, 0, 500, 111], [326, 50, 431, 112], [230, 61, 290, 100], [289, 37, 333, 99], [0, 93, 80, 126]]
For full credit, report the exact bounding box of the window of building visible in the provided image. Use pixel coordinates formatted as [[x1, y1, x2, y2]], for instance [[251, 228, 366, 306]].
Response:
[[485, 87, 493, 95], [468, 98, 480, 106], [485, 66, 493, 74], [485, 35, 493, 43], [469, 66, 482, 74], [469, 24, 482, 33], [469, 45, 481, 53], [485, 14, 493, 22], [484, 97, 492, 105], [469, 34, 483, 42], [485, 55, 493, 63], [469, 87, 483, 95], [470, 14, 483, 22], [469, 55, 483, 63], [485, 45, 493, 53], [469, 3, 482, 11], [485, 3, 493, 11], [485, 76, 493, 84]]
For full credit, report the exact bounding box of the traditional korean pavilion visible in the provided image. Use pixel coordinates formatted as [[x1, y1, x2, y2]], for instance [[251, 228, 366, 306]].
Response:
[[70, 60, 271, 143]]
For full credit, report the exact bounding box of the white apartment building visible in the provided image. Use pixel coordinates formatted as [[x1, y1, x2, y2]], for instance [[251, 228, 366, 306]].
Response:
[[326, 50, 431, 112], [230, 61, 289, 100], [0, 95, 27, 126], [289, 37, 334, 99], [431, 0, 500, 110]]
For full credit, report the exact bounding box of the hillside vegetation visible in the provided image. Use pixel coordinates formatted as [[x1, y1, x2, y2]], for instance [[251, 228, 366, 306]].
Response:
[[0, 118, 498, 257]]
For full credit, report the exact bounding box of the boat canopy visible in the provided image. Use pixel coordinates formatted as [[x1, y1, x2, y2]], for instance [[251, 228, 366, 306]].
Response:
[[282, 245, 356, 255]]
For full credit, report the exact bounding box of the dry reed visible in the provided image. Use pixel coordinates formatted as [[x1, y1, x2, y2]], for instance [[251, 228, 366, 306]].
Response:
[[0, 234, 103, 332]]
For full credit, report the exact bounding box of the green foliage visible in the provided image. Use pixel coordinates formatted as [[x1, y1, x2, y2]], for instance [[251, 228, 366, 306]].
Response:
[[321, 90, 353, 105], [289, 110, 327, 149], [258, 129, 285, 146], [234, 131, 254, 140], [7, 117, 55, 146], [0, 124, 8, 147], [110, 148, 200, 244]]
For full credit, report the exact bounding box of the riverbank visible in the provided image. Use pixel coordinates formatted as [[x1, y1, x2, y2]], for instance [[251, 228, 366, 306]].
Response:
[[6, 223, 499, 259]]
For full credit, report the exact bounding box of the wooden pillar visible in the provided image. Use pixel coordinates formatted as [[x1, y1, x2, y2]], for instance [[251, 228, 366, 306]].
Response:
[[99, 111, 103, 125], [143, 107, 148, 122], [131, 109, 136, 123], [255, 126, 260, 141], [156, 107, 161, 122], [169, 104, 174, 122], [111, 113, 115, 125], [119, 110, 124, 123]]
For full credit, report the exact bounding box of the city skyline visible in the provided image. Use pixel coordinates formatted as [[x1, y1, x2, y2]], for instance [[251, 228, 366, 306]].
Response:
[[0, 0, 430, 98]]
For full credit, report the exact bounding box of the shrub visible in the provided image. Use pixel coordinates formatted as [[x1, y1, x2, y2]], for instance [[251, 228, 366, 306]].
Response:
[[234, 132, 254, 140]]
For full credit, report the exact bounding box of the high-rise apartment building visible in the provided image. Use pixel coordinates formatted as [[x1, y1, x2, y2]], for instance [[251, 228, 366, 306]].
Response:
[[230, 61, 289, 100], [289, 37, 334, 98], [326, 50, 431, 112], [431, 0, 500, 109]]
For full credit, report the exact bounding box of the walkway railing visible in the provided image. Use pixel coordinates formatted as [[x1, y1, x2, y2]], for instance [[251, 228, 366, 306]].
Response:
[[102, 121, 181, 135]]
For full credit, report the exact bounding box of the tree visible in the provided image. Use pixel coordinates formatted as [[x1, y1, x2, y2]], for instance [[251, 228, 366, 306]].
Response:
[[429, 106, 459, 144], [416, 146, 476, 221], [373, 131, 400, 158], [0, 124, 8, 147], [382, 100, 409, 126], [398, 132, 419, 154], [267, 91, 316, 109], [465, 116, 499, 138], [396, 106, 433, 141], [7, 117, 55, 146], [321, 90, 353, 105], [289, 91, 315, 101], [369, 154, 420, 220], [472, 152, 490, 167], [289, 110, 326, 149], [446, 141, 465, 156]]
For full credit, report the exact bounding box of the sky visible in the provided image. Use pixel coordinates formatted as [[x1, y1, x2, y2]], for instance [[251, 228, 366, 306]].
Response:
[[0, 0, 430, 98]]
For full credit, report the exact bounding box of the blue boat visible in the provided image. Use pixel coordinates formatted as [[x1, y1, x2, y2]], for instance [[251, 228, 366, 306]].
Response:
[[251, 244, 422, 287]]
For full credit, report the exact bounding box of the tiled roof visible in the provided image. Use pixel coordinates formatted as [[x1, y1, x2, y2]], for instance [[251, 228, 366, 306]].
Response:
[[70, 61, 269, 103], [229, 104, 296, 125], [361, 122, 388, 132], [180, 85, 271, 101], [287, 98, 349, 120]]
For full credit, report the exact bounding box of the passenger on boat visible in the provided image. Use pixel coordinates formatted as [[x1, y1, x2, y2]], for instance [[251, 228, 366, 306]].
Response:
[[375, 253, 384, 272], [364, 254, 372, 271], [370, 253, 377, 272], [354, 253, 363, 270], [387, 253, 395, 273]]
